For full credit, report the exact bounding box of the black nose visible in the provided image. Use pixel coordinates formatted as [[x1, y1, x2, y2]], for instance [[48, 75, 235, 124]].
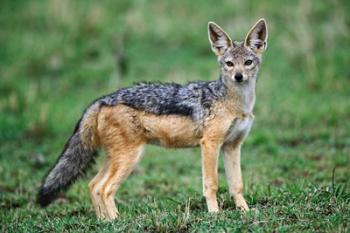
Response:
[[234, 73, 243, 82]]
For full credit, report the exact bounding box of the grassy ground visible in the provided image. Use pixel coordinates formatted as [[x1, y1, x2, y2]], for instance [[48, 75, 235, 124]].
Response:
[[1, 0, 350, 232]]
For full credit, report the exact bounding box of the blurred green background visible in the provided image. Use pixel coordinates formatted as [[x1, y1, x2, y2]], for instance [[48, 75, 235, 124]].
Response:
[[1, 0, 349, 232]]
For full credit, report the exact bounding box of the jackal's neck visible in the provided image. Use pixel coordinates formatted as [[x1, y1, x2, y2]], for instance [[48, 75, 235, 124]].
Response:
[[219, 76, 256, 114]]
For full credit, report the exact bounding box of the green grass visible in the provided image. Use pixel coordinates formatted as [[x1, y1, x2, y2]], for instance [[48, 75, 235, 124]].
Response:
[[1, 0, 350, 232]]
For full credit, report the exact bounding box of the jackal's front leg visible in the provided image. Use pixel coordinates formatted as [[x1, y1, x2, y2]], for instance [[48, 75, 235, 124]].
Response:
[[222, 143, 249, 211], [200, 139, 221, 213]]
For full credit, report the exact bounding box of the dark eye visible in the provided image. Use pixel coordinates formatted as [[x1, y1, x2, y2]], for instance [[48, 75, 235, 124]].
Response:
[[244, 60, 253, 66], [225, 61, 234, 67]]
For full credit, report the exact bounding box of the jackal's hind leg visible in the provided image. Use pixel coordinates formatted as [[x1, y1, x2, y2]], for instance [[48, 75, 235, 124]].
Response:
[[89, 157, 113, 219], [90, 143, 145, 220]]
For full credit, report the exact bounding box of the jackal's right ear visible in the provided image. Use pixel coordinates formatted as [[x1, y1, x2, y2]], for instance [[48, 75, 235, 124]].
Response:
[[208, 22, 233, 56]]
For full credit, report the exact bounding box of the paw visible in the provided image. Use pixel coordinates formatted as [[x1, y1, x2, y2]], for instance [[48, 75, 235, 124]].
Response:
[[234, 197, 249, 212], [106, 212, 119, 221], [207, 200, 219, 213], [236, 202, 249, 212], [97, 211, 119, 221], [208, 207, 219, 213], [99, 215, 119, 221]]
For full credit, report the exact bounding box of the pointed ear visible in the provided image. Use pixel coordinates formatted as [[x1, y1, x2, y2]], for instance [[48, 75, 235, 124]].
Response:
[[244, 18, 268, 54], [208, 22, 233, 56]]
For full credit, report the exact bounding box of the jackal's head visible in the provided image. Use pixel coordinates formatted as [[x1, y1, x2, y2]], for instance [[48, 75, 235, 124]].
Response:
[[208, 19, 268, 85]]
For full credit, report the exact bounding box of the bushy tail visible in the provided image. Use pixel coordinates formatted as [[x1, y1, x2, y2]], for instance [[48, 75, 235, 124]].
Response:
[[37, 102, 101, 207]]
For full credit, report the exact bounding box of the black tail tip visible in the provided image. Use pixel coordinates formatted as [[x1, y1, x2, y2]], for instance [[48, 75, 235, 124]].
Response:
[[37, 187, 57, 207]]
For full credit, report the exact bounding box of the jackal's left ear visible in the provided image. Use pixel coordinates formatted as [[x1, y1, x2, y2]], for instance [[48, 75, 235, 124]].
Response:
[[245, 18, 268, 54], [208, 22, 233, 56]]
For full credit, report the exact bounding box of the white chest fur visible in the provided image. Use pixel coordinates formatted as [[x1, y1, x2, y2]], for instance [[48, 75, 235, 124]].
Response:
[[224, 114, 254, 144]]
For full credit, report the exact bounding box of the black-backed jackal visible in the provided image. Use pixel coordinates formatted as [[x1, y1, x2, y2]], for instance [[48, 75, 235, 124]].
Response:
[[38, 19, 268, 220]]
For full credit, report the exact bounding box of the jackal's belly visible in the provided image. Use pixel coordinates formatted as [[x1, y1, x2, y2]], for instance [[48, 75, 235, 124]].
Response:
[[141, 114, 200, 148]]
